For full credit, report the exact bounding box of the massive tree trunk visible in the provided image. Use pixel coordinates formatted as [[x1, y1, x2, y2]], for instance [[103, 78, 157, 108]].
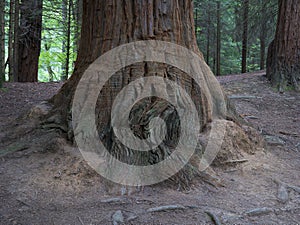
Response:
[[46, 0, 260, 188], [51, 0, 204, 131], [17, 0, 43, 82], [266, 0, 300, 91]]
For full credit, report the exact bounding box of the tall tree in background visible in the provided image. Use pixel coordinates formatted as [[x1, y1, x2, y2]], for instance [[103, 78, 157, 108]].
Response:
[[267, 0, 300, 91], [74, 0, 82, 52], [13, 0, 19, 81], [259, 0, 267, 70], [205, 2, 211, 66], [216, 1, 221, 75], [8, 0, 14, 81], [241, 0, 249, 73], [17, 0, 43, 82], [0, 0, 5, 87]]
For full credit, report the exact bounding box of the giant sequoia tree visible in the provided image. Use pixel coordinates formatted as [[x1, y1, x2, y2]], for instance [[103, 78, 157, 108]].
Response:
[[267, 0, 300, 91], [46, 0, 260, 187]]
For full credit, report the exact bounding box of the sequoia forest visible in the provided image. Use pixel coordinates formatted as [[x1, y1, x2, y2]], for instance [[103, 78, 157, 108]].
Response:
[[0, 0, 299, 224]]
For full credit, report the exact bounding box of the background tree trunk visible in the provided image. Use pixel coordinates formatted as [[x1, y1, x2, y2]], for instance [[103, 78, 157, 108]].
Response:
[[13, 0, 19, 82], [206, 3, 211, 67], [266, 0, 300, 91], [74, 0, 82, 52], [0, 0, 5, 87], [17, 0, 43, 82], [61, 0, 68, 81], [8, 0, 14, 81], [216, 1, 221, 76], [241, 0, 249, 73], [259, 0, 266, 70]]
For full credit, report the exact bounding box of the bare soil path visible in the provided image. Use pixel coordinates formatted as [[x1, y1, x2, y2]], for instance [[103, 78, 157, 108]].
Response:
[[0, 72, 299, 225]]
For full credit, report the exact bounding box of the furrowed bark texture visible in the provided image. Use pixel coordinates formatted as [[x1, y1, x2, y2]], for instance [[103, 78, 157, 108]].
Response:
[[267, 0, 300, 91], [49, 0, 235, 186]]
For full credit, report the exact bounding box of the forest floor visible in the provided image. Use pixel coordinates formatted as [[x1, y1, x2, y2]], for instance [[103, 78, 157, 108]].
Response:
[[0, 71, 300, 225]]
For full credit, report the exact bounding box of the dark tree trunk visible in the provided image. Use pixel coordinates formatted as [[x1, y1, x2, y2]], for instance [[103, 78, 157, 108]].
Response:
[[61, 0, 68, 81], [17, 0, 43, 82], [266, 0, 300, 91], [260, 35, 265, 70], [206, 3, 211, 66], [8, 0, 14, 81], [13, 0, 19, 82], [74, 0, 82, 52], [241, 0, 249, 73], [216, 1, 221, 76], [259, 0, 266, 70], [0, 0, 5, 87], [65, 0, 72, 80]]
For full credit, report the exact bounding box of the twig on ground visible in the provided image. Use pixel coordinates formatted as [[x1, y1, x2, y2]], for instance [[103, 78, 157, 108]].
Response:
[[100, 197, 128, 204], [77, 216, 85, 225], [229, 95, 262, 99], [279, 131, 299, 137], [147, 205, 186, 213], [245, 207, 273, 216], [205, 211, 222, 225], [222, 159, 249, 164]]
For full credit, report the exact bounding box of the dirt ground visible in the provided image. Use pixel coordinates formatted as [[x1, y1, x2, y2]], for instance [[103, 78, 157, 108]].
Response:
[[0, 72, 299, 225]]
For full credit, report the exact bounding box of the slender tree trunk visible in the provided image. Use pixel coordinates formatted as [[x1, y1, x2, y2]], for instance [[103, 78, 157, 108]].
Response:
[[75, 0, 82, 51], [13, 0, 19, 81], [65, 0, 72, 80], [0, 0, 5, 87], [216, 1, 221, 76], [17, 0, 43, 82], [8, 0, 14, 81], [61, 0, 68, 81], [206, 3, 211, 66], [241, 0, 249, 73], [266, 0, 300, 91], [259, 0, 266, 70]]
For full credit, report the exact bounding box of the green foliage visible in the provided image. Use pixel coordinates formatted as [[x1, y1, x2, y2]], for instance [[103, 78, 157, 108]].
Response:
[[194, 0, 278, 75], [2, 0, 278, 82], [38, 0, 78, 82]]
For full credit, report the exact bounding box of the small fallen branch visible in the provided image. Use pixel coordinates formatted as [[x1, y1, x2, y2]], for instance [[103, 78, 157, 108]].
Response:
[[245, 207, 273, 216], [229, 95, 262, 100], [147, 205, 186, 213], [77, 216, 85, 225], [205, 211, 222, 225], [100, 197, 128, 204], [222, 159, 249, 164], [279, 131, 300, 137]]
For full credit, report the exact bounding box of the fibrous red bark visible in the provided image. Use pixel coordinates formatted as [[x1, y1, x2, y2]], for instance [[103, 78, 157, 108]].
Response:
[[267, 0, 300, 91]]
